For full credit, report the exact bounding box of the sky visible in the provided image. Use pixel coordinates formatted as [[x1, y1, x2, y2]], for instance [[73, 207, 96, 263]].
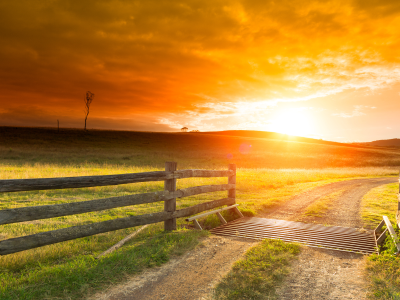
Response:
[[1, 0, 400, 142]]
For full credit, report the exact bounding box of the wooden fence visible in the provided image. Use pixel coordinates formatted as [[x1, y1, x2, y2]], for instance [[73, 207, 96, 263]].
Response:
[[0, 162, 236, 255]]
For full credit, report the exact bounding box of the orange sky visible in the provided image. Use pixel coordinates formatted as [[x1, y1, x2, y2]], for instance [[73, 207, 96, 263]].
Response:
[[1, 0, 400, 142]]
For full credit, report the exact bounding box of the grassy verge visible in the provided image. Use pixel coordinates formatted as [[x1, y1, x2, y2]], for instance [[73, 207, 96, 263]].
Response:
[[361, 183, 398, 229], [361, 183, 400, 299], [366, 248, 400, 300], [0, 225, 208, 300], [213, 239, 300, 300], [303, 189, 347, 218]]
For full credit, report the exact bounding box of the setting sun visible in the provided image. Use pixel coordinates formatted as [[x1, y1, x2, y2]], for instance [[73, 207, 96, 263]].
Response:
[[269, 109, 314, 137]]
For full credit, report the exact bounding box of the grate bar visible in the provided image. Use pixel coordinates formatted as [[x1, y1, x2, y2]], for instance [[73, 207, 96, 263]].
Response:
[[231, 218, 372, 237], [212, 227, 376, 253], [213, 230, 376, 254], [210, 217, 377, 254], [213, 223, 375, 246], [218, 218, 375, 242]]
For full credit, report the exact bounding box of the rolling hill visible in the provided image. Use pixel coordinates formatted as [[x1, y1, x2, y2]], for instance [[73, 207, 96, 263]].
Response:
[[359, 139, 400, 148], [1, 126, 400, 169], [200, 130, 349, 147]]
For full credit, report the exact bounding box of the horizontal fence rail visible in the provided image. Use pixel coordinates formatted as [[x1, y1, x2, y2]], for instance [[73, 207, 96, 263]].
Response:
[[0, 198, 235, 255], [0, 184, 235, 225], [0, 169, 234, 193], [0, 162, 237, 255]]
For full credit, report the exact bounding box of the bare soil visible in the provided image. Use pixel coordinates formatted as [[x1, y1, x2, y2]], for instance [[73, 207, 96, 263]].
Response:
[[276, 247, 367, 300], [87, 177, 396, 300]]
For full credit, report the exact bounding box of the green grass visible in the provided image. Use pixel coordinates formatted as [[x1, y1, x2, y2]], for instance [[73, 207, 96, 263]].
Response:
[[361, 183, 400, 299], [361, 183, 398, 230], [213, 239, 300, 300], [1, 127, 399, 299], [303, 189, 347, 218], [366, 237, 400, 300], [0, 225, 208, 300]]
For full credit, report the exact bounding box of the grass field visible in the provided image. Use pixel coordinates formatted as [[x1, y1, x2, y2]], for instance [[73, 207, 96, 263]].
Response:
[[2, 127, 400, 169], [1, 127, 400, 299]]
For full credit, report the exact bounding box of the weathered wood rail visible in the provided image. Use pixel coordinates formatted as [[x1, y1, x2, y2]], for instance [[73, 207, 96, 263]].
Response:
[[0, 162, 237, 255]]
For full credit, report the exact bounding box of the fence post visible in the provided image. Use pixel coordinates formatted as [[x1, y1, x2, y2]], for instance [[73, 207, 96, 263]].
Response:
[[228, 164, 236, 203], [398, 170, 400, 214], [164, 162, 177, 231]]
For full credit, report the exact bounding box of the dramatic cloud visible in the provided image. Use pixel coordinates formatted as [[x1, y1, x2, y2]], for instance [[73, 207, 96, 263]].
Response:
[[1, 0, 400, 141]]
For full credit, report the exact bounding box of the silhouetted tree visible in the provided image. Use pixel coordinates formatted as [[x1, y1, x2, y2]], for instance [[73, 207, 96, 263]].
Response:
[[84, 91, 94, 130], [181, 127, 188, 132]]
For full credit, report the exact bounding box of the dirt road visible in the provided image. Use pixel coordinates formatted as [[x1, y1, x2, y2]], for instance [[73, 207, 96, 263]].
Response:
[[88, 177, 396, 300], [271, 177, 396, 300]]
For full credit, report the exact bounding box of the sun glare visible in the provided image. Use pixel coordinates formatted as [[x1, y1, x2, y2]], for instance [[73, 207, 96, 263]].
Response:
[[269, 109, 314, 137]]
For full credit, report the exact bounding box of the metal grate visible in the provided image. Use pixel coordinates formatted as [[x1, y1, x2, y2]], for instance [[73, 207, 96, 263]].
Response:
[[210, 217, 377, 254]]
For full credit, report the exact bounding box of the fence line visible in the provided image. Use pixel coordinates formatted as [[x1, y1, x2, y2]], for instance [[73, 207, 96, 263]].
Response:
[[0, 162, 237, 255], [0, 184, 235, 225]]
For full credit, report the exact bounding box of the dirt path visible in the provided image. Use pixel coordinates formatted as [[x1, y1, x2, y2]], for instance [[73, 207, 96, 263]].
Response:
[[276, 247, 367, 299], [88, 177, 396, 300], [261, 177, 396, 226], [273, 177, 396, 300]]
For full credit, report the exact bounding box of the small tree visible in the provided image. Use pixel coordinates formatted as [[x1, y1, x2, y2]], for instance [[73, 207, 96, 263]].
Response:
[[83, 91, 94, 130], [181, 127, 188, 132]]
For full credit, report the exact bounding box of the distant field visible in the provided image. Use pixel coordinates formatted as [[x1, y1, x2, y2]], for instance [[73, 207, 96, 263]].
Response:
[[0, 126, 399, 299], [1, 126, 400, 168], [201, 129, 357, 147]]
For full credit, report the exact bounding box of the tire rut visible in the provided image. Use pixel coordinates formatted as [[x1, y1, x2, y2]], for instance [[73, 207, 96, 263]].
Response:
[[262, 178, 396, 226], [322, 178, 395, 228]]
